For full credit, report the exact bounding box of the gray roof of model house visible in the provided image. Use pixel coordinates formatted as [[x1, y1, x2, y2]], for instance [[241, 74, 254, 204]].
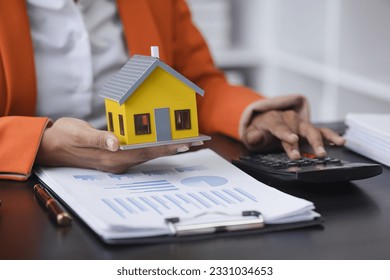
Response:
[[99, 55, 204, 105]]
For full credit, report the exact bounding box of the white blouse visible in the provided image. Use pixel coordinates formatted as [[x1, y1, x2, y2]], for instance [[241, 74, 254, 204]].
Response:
[[26, 0, 129, 129]]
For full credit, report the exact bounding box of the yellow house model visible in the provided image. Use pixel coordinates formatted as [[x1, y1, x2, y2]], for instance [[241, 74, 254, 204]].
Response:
[[99, 48, 210, 150]]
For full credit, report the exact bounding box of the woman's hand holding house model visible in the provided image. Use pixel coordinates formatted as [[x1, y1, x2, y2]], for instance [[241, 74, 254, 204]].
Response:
[[35, 118, 191, 174]]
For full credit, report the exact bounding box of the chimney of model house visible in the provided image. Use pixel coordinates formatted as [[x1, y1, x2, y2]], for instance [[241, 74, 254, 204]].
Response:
[[151, 46, 160, 59]]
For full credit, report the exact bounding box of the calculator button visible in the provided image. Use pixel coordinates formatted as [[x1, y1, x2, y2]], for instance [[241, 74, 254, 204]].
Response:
[[329, 159, 341, 164]]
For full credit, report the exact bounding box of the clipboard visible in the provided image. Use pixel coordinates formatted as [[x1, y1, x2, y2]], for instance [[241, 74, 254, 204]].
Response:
[[166, 211, 264, 236], [100, 212, 323, 245]]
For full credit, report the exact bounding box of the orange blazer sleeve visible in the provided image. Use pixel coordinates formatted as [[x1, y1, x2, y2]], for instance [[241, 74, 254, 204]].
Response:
[[0, 116, 49, 181], [171, 0, 264, 139]]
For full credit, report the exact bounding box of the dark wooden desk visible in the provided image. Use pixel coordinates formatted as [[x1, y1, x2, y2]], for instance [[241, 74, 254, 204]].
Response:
[[1, 133, 390, 259]]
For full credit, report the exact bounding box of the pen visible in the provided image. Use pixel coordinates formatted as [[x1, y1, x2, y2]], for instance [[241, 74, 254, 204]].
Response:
[[33, 184, 72, 226]]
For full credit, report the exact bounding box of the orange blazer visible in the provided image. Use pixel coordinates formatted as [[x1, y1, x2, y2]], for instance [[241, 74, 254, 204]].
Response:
[[0, 0, 262, 180]]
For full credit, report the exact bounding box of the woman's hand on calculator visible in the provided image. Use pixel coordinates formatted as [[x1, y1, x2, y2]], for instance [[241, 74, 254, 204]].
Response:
[[241, 109, 345, 160]]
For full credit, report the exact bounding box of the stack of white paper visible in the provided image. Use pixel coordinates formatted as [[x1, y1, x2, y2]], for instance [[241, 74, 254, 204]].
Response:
[[344, 113, 390, 167], [35, 149, 320, 242]]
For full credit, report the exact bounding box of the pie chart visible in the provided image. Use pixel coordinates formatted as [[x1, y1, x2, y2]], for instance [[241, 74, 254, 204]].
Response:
[[180, 176, 228, 187]]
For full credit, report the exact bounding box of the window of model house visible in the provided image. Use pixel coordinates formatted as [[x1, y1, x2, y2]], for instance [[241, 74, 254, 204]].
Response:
[[118, 114, 125, 136], [108, 112, 114, 132], [134, 113, 151, 135], [175, 109, 191, 130]]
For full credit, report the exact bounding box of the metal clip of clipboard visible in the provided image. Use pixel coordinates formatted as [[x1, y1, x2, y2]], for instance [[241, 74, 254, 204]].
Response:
[[166, 211, 264, 236]]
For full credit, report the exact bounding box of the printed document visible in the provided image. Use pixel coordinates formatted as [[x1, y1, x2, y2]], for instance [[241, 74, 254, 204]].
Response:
[[345, 113, 390, 167], [35, 149, 320, 241]]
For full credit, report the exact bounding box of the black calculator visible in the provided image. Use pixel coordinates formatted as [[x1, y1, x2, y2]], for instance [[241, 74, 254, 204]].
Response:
[[232, 152, 383, 183]]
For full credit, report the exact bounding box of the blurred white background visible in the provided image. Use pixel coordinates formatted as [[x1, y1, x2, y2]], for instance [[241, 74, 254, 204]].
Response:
[[186, 0, 390, 122]]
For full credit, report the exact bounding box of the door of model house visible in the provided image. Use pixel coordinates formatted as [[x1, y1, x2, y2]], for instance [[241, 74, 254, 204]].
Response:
[[154, 107, 172, 141]]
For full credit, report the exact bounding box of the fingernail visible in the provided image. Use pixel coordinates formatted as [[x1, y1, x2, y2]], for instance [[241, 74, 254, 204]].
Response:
[[106, 138, 115, 151], [337, 137, 346, 145], [247, 131, 259, 142], [286, 133, 299, 144], [177, 146, 189, 153], [289, 133, 299, 142], [317, 146, 326, 156], [191, 141, 204, 147], [291, 149, 301, 158]]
